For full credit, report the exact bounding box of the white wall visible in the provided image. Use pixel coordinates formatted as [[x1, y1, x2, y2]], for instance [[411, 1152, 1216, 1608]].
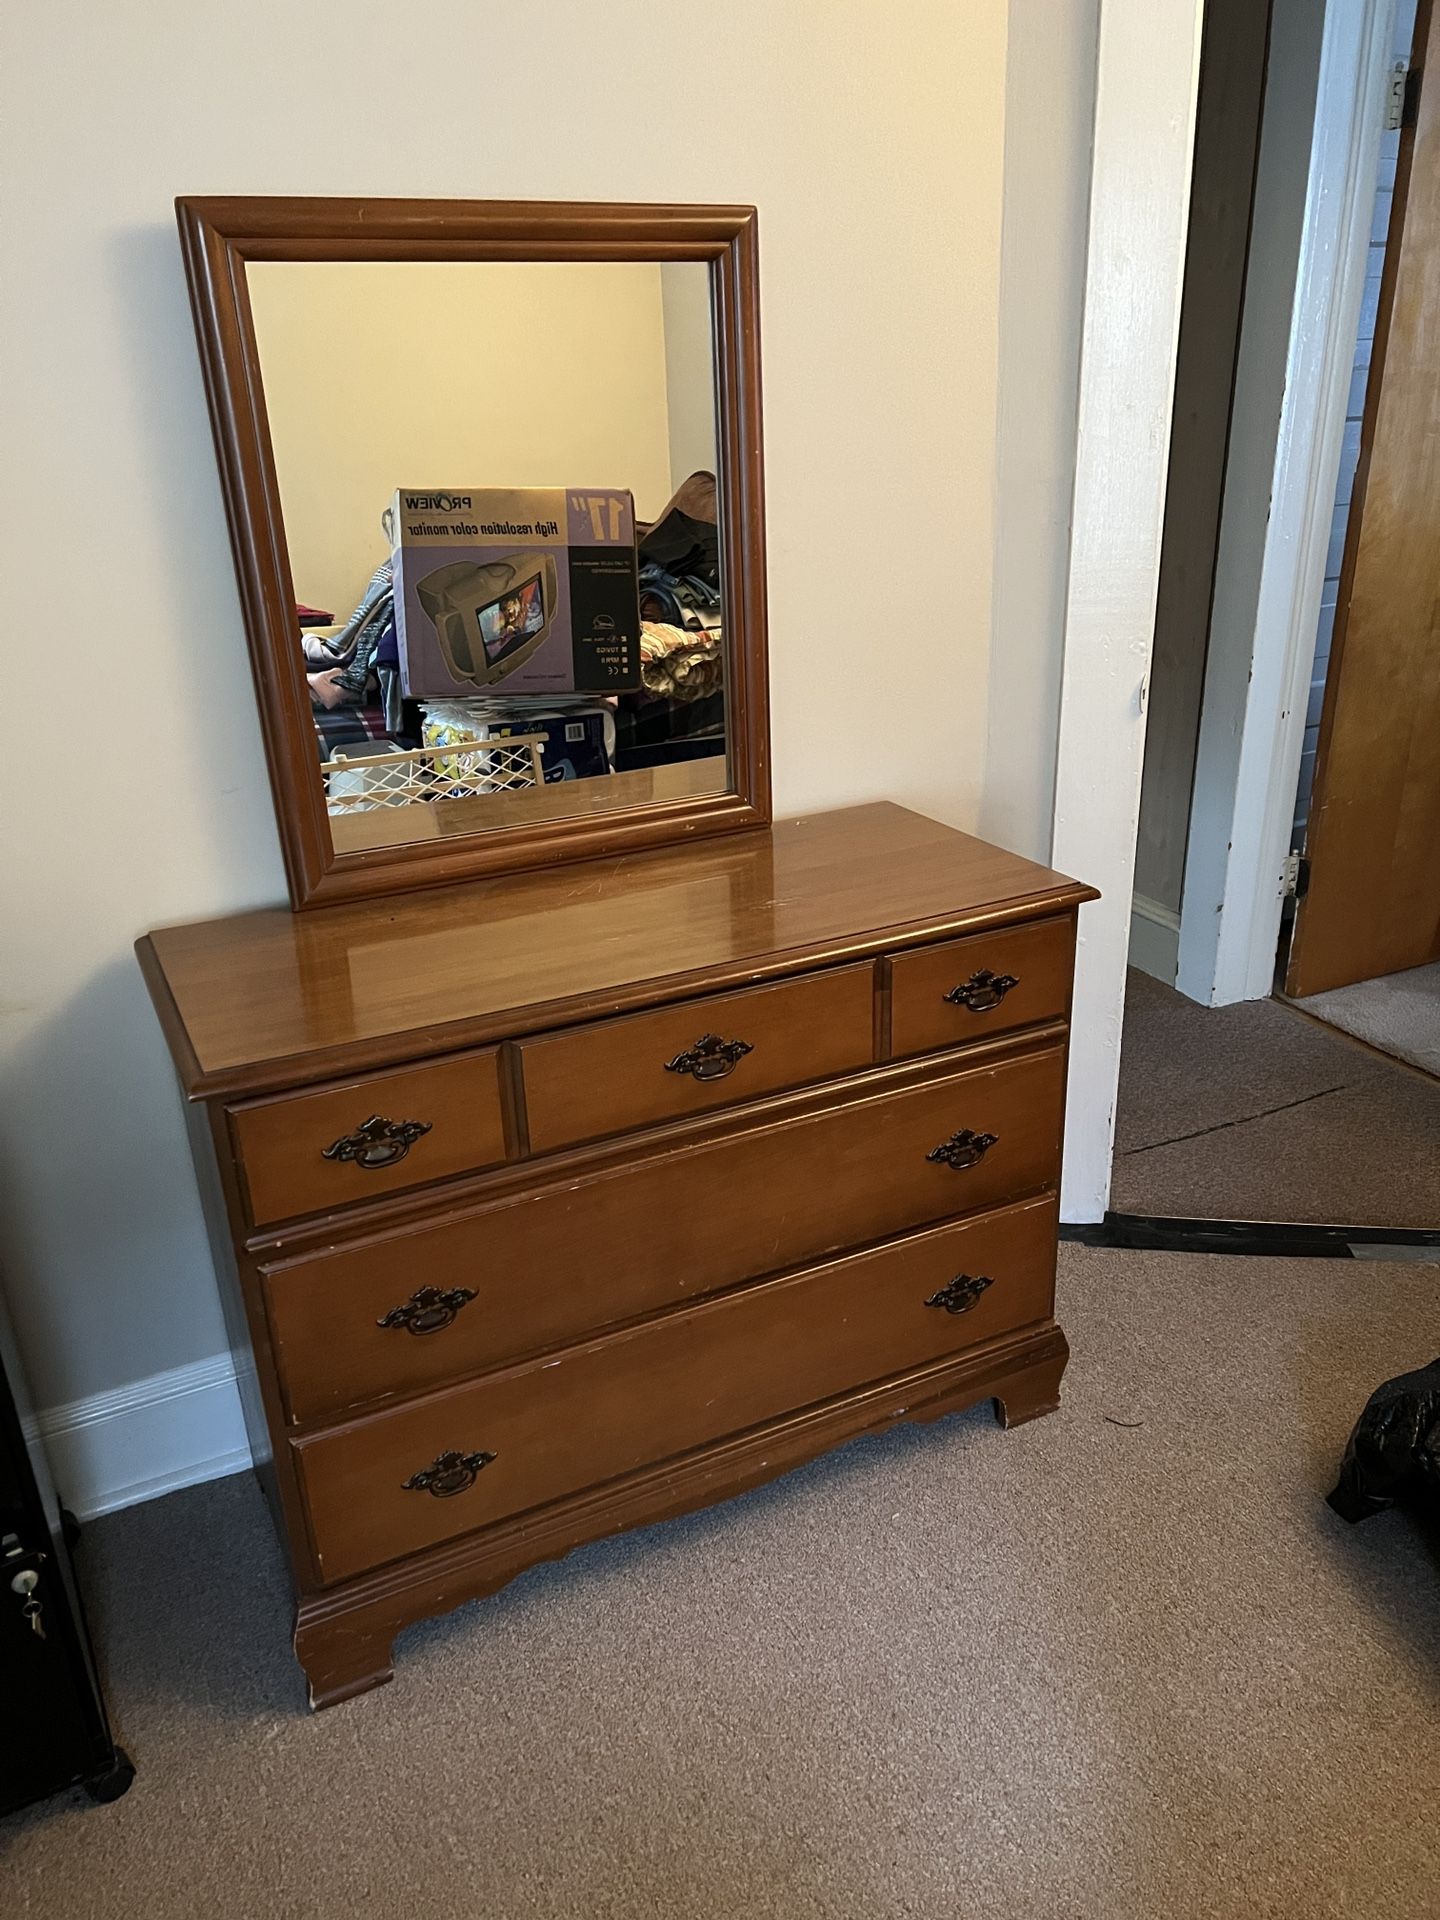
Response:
[[0, 0, 1096, 1513], [982, 0, 1101, 866], [660, 263, 720, 500]]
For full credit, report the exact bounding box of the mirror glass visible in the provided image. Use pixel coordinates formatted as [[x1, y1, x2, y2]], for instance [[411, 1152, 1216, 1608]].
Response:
[[246, 260, 726, 854]]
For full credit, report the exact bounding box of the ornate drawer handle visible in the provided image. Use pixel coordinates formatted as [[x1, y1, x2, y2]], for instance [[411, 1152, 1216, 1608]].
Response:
[[664, 1033, 754, 1082], [377, 1286, 477, 1336], [402, 1448, 496, 1498], [927, 1128, 999, 1171], [322, 1113, 432, 1170], [943, 969, 1019, 1013], [925, 1272, 995, 1315]]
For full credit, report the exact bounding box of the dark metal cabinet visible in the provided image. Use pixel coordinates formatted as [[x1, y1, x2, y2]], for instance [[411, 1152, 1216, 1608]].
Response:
[[0, 1293, 133, 1817]]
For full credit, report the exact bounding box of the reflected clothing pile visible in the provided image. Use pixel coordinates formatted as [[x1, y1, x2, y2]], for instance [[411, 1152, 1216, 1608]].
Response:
[[305, 560, 407, 741], [639, 621, 723, 703], [616, 471, 725, 769], [303, 562, 406, 747]]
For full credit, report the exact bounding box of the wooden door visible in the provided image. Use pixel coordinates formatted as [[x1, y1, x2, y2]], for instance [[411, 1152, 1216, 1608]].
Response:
[[1286, 2, 1440, 996]]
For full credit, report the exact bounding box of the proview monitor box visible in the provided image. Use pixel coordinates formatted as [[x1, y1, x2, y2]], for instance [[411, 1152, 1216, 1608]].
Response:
[[391, 487, 643, 698]]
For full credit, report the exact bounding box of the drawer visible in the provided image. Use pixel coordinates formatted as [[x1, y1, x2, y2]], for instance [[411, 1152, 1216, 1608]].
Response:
[[264, 1040, 1065, 1424], [517, 964, 876, 1154], [889, 916, 1074, 1060], [293, 1191, 1059, 1583], [231, 1049, 508, 1228]]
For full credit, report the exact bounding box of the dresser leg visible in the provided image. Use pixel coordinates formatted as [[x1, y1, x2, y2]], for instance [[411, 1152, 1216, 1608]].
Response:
[[294, 1616, 396, 1711], [990, 1327, 1070, 1429]]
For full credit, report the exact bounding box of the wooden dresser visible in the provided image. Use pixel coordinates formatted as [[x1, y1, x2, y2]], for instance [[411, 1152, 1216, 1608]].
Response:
[[139, 802, 1095, 1708]]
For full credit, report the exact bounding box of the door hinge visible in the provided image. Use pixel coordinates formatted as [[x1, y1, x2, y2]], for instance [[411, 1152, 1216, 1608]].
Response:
[[1283, 852, 1311, 900], [1385, 60, 1409, 131], [1388, 58, 1423, 131]]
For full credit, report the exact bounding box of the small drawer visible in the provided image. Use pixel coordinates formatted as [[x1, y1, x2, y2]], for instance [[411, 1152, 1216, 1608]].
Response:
[[231, 1049, 507, 1228], [516, 964, 876, 1154], [293, 1191, 1059, 1583], [889, 916, 1074, 1060], [263, 1040, 1064, 1424]]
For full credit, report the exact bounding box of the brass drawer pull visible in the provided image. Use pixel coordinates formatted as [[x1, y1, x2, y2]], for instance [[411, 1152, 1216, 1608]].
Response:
[[401, 1448, 496, 1498], [943, 969, 1019, 1013], [322, 1113, 433, 1170], [377, 1286, 477, 1336], [925, 1272, 994, 1315], [927, 1128, 999, 1171], [664, 1033, 754, 1082]]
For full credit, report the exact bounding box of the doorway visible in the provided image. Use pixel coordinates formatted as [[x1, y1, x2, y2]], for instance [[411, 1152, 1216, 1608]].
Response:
[[1115, 0, 1440, 1233], [1279, 0, 1438, 1076]]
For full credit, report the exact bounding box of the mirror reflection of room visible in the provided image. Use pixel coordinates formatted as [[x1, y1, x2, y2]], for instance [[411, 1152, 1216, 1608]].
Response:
[[246, 259, 726, 848]]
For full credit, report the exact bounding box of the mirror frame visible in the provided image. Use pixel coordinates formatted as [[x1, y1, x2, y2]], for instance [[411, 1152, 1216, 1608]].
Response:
[[176, 196, 770, 909]]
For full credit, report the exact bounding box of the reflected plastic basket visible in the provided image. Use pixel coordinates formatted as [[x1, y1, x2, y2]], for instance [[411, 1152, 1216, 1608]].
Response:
[[321, 734, 546, 814]]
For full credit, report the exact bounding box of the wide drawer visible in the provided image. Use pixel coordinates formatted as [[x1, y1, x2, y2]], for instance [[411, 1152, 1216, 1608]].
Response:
[[516, 963, 876, 1154], [294, 1192, 1059, 1583], [263, 1040, 1065, 1424], [889, 915, 1074, 1060], [231, 1049, 508, 1228]]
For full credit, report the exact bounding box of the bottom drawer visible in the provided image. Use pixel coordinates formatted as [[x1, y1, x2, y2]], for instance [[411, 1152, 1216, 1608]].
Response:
[[294, 1191, 1058, 1584]]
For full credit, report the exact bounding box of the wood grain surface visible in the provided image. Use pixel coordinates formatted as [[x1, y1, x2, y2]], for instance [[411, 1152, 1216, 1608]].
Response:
[[139, 801, 1094, 1708], [517, 961, 876, 1153], [263, 1040, 1066, 1424], [294, 1193, 1059, 1583], [292, 1320, 1071, 1707], [139, 804, 1095, 1097], [888, 914, 1076, 1060], [231, 1048, 507, 1227]]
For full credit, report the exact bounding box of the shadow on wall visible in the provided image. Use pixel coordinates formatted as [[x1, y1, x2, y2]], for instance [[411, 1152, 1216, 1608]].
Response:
[[0, 220, 284, 1421], [0, 220, 306, 1406], [107, 219, 289, 907], [0, 956, 227, 1413]]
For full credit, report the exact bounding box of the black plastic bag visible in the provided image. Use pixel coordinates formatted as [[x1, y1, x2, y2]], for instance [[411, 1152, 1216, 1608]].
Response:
[[1327, 1357, 1440, 1521]]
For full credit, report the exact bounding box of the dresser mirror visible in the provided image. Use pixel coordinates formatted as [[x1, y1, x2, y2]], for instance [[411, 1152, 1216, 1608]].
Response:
[[177, 199, 769, 908]]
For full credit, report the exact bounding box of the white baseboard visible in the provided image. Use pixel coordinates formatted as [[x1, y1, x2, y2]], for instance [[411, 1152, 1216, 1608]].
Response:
[[1129, 891, 1181, 983], [37, 1353, 251, 1521]]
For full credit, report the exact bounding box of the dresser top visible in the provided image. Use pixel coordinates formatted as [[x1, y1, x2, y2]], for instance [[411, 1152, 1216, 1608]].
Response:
[[139, 803, 1095, 1098]]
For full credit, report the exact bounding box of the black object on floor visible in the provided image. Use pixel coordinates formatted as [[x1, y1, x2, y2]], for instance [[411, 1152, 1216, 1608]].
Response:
[[1328, 1357, 1440, 1522], [0, 1293, 134, 1816], [1063, 1213, 1440, 1258]]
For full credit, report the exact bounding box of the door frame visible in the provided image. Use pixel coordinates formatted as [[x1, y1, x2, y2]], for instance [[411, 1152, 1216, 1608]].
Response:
[[1051, 0, 1205, 1222], [1176, 0, 1398, 1009], [1053, 0, 1394, 1219]]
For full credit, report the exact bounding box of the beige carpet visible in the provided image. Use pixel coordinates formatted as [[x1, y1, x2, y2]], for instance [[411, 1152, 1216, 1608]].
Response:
[[1113, 969, 1440, 1226], [5, 1244, 1440, 1918], [1287, 962, 1440, 1078]]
